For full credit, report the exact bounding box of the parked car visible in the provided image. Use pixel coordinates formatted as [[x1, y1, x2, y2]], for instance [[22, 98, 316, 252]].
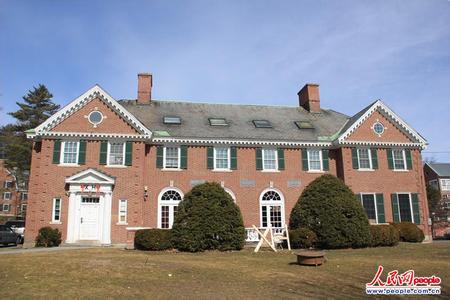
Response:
[[5, 220, 25, 243], [0, 225, 21, 246]]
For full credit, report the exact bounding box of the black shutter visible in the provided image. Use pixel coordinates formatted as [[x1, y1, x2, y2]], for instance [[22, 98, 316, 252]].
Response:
[[99, 141, 108, 165], [277, 148, 285, 170], [207, 147, 214, 169], [156, 146, 164, 169], [230, 147, 237, 170], [301, 149, 308, 171], [78, 140, 87, 165], [52, 140, 61, 164], [180, 145, 188, 169], [125, 142, 133, 166]]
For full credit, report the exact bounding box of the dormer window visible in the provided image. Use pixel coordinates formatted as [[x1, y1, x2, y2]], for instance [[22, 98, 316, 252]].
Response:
[[295, 121, 314, 129], [253, 120, 272, 128], [209, 118, 228, 126], [163, 116, 181, 125]]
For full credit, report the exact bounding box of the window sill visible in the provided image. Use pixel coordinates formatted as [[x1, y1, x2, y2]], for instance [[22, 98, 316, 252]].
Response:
[[212, 169, 233, 172], [116, 223, 128, 226], [162, 168, 183, 171], [261, 170, 280, 173], [307, 170, 325, 174], [106, 165, 127, 168], [393, 169, 409, 172], [49, 222, 62, 225], [357, 169, 375, 172], [58, 164, 79, 167]]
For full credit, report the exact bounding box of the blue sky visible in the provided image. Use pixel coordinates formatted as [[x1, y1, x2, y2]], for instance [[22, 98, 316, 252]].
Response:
[[1, 0, 449, 161]]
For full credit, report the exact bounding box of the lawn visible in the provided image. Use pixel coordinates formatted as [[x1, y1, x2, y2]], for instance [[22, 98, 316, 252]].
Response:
[[0, 242, 448, 299]]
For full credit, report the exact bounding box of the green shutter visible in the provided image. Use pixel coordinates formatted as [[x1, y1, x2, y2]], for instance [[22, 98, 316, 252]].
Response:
[[391, 193, 400, 223], [277, 148, 285, 170], [78, 140, 87, 165], [352, 148, 359, 169], [387, 149, 394, 169], [180, 145, 188, 169], [207, 147, 214, 169], [405, 149, 413, 170], [125, 142, 133, 166], [256, 148, 263, 170], [411, 193, 420, 224], [322, 150, 329, 171], [230, 147, 237, 170], [375, 193, 385, 223], [156, 146, 164, 169], [52, 140, 61, 164], [301, 149, 308, 171], [371, 149, 378, 169], [99, 141, 108, 165]]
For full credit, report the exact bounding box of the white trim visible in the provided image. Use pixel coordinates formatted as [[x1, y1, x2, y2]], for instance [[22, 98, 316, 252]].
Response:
[[392, 149, 407, 171], [118, 199, 127, 224], [395, 192, 414, 223], [4, 180, 13, 189], [440, 179, 450, 191], [126, 227, 151, 231], [52, 198, 61, 223], [107, 141, 126, 167], [163, 146, 181, 169], [157, 187, 184, 229], [262, 148, 278, 171], [360, 193, 378, 224], [87, 110, 104, 127], [337, 100, 427, 148], [213, 147, 231, 170], [307, 149, 323, 171], [259, 187, 285, 228], [224, 188, 236, 202], [357, 148, 373, 170], [60, 140, 80, 166], [29, 85, 152, 139], [339, 140, 423, 148], [2, 204, 10, 212], [28, 131, 148, 140], [2, 192, 12, 200]]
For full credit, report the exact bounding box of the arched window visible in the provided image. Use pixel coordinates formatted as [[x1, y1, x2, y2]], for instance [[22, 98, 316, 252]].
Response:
[[224, 188, 236, 203], [260, 189, 285, 228], [158, 188, 183, 229]]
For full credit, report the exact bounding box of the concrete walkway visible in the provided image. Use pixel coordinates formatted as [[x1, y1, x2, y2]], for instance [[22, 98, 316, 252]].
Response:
[[0, 246, 95, 255]]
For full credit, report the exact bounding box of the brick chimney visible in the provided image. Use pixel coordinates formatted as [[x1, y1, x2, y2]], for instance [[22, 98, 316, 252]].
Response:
[[298, 83, 320, 112], [137, 73, 152, 104]]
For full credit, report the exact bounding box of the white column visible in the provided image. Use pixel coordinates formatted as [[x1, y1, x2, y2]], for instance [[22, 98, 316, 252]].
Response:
[[66, 191, 77, 243], [102, 191, 112, 245]]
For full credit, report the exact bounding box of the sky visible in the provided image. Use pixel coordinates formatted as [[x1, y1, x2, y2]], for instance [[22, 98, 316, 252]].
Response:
[[0, 0, 449, 161]]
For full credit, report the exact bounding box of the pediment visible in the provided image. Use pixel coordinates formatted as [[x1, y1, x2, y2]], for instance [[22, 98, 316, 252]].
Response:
[[65, 168, 115, 185]]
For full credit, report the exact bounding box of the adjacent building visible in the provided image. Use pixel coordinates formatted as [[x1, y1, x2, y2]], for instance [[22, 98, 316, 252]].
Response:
[[24, 73, 431, 247]]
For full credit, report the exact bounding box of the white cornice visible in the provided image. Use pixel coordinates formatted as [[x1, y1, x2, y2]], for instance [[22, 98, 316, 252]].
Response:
[[338, 140, 425, 149], [153, 137, 333, 147], [338, 100, 427, 147], [27, 131, 150, 141], [31, 85, 152, 138]]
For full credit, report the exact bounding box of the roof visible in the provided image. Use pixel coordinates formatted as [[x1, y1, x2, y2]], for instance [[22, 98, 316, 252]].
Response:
[[426, 163, 450, 177], [119, 100, 349, 143]]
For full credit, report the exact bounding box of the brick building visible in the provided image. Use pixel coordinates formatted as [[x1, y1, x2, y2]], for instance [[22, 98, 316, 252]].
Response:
[[24, 73, 431, 247], [423, 163, 450, 238]]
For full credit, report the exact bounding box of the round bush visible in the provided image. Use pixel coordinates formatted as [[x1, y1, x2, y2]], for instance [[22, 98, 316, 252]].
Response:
[[135, 229, 172, 251], [289, 174, 371, 249], [370, 225, 399, 247], [171, 182, 245, 252], [392, 222, 425, 243], [289, 228, 317, 249], [35, 227, 62, 247]]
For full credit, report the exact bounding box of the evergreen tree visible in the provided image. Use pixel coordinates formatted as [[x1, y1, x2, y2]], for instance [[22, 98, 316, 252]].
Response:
[[1, 85, 59, 173]]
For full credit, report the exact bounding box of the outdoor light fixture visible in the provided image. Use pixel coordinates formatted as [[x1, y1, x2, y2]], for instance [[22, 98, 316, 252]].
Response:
[[144, 186, 148, 200]]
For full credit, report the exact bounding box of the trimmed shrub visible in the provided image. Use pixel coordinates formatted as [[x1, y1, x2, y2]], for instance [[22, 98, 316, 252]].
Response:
[[135, 229, 172, 251], [289, 228, 317, 249], [35, 227, 62, 247], [392, 222, 425, 243], [171, 182, 245, 252], [370, 225, 399, 247], [290, 175, 371, 249]]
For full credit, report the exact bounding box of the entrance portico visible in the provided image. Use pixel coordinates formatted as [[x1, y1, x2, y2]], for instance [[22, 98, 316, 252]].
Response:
[[65, 169, 115, 245]]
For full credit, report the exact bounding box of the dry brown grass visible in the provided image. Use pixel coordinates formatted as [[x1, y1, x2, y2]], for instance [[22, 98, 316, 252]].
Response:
[[0, 242, 448, 299]]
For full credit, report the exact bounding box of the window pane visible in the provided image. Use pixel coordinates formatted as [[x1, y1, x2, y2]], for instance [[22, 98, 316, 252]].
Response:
[[358, 149, 371, 169], [393, 150, 405, 170], [119, 200, 127, 223], [109, 143, 124, 165], [263, 149, 277, 170], [398, 194, 412, 222], [270, 206, 282, 228], [441, 179, 450, 191], [161, 206, 169, 229], [262, 206, 267, 227], [215, 148, 229, 169], [54, 199, 61, 221], [63, 141, 78, 164], [165, 147, 179, 168], [362, 194, 376, 221], [308, 150, 321, 171]]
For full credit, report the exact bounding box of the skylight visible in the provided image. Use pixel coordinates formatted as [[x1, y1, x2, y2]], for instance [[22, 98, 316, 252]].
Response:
[[253, 120, 272, 128], [163, 116, 181, 125], [209, 118, 228, 126], [295, 121, 314, 129]]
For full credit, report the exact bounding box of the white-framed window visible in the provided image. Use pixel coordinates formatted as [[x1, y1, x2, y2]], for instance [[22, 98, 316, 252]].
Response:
[[440, 179, 450, 191], [428, 180, 439, 190], [214, 147, 230, 170], [262, 149, 277, 170], [2, 192, 12, 200], [360, 193, 378, 224], [20, 204, 27, 214], [397, 193, 413, 223], [307, 149, 322, 171], [224, 188, 237, 203], [118, 199, 127, 224], [2, 204, 10, 212], [20, 192, 28, 201], [52, 198, 61, 223], [260, 189, 285, 228], [4, 181, 13, 189], [392, 149, 407, 170], [158, 188, 183, 229], [357, 149, 372, 170], [107, 142, 125, 166], [163, 147, 180, 169], [61, 141, 79, 165]]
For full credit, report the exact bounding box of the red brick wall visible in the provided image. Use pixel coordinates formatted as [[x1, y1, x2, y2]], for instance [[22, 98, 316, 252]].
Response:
[[0, 160, 20, 218]]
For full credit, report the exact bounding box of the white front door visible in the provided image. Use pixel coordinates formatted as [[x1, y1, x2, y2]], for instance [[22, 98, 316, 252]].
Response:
[[79, 197, 100, 240]]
